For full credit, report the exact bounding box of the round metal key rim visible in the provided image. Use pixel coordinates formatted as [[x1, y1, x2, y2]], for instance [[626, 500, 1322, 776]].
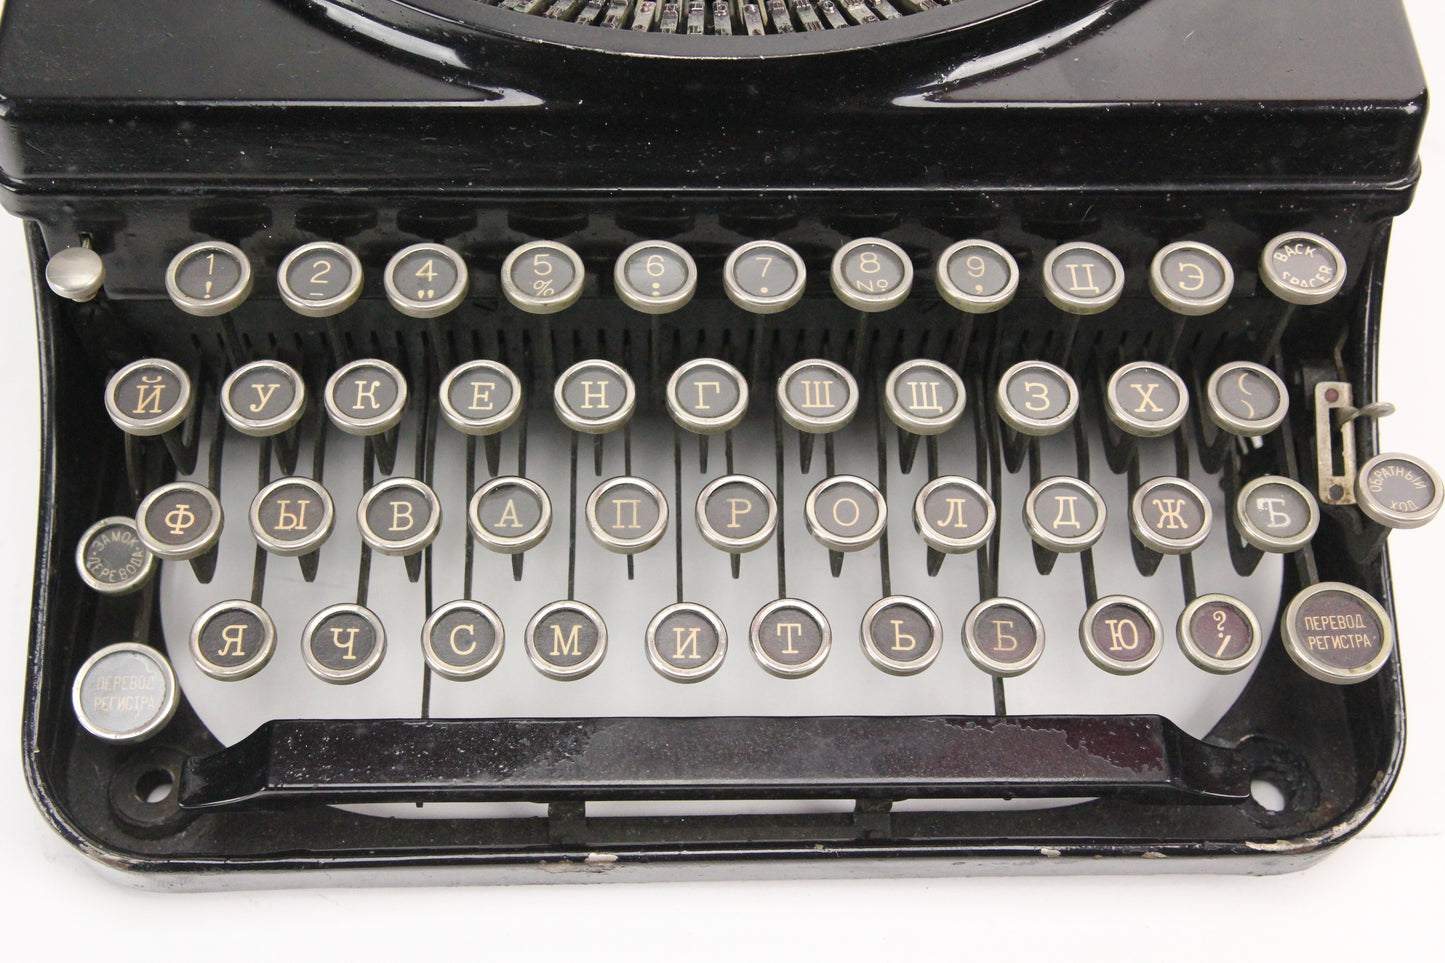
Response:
[[695, 474, 778, 554], [421, 599, 506, 681], [1148, 240, 1234, 317], [525, 600, 608, 680], [501, 240, 586, 314], [722, 240, 807, 314], [220, 359, 307, 436], [1078, 595, 1164, 675], [1176, 593, 1263, 675], [324, 357, 409, 435], [614, 239, 698, 315], [189, 599, 277, 681], [1105, 361, 1190, 438], [995, 359, 1080, 437], [438, 359, 524, 436], [1041, 241, 1125, 315], [912, 475, 996, 554], [859, 595, 943, 676], [1205, 361, 1289, 437], [666, 357, 749, 434], [553, 358, 637, 434], [135, 481, 224, 560], [585, 475, 670, 554], [105, 358, 193, 437], [45, 245, 106, 302], [250, 476, 336, 557], [1023, 476, 1107, 553], [165, 239, 254, 317], [1129, 475, 1213, 555], [804, 474, 888, 553], [277, 241, 364, 317], [934, 238, 1019, 314], [468, 475, 552, 553], [71, 642, 178, 744], [302, 603, 388, 684], [357, 478, 443, 556], [1281, 582, 1395, 685], [829, 236, 913, 313], [646, 602, 729, 683], [384, 242, 470, 318], [1234, 475, 1320, 553], [749, 597, 832, 679], [883, 358, 967, 436], [1259, 231, 1348, 306], [963, 597, 1046, 677], [1355, 452, 1444, 530], [75, 516, 156, 596], [776, 358, 859, 434]]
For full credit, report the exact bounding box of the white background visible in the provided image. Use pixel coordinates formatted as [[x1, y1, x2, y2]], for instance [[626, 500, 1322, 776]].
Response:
[[0, 2, 1441, 958]]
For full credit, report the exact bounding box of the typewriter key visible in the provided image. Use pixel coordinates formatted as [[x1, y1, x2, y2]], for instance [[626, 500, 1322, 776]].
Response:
[[1130, 476, 1212, 555], [384, 242, 469, 318], [251, 476, 335, 561], [357, 478, 442, 564], [1041, 241, 1125, 315], [884, 359, 966, 436], [777, 358, 858, 473], [1260, 231, 1347, 306], [935, 239, 1019, 314], [860, 596, 942, 676], [805, 475, 887, 554], [1023, 476, 1107, 553], [1205, 361, 1289, 437], [830, 237, 913, 312], [525, 600, 607, 680], [614, 240, 698, 314], [554, 359, 636, 435], [750, 598, 831, 678], [501, 240, 585, 314], [136, 481, 224, 577], [469, 476, 552, 554], [76, 516, 156, 597], [45, 245, 105, 302], [963, 598, 1045, 677], [325, 358, 408, 436], [586, 476, 669, 554], [189, 599, 276, 681], [278, 241, 364, 317], [221, 359, 307, 475], [1106, 361, 1189, 438], [1079, 595, 1163, 675], [105, 358, 193, 438], [302, 603, 387, 684], [995, 360, 1079, 437], [723, 240, 807, 314], [1281, 582, 1394, 684], [1235, 476, 1319, 553], [1355, 452, 1443, 530], [166, 240, 253, 316], [1149, 241, 1233, 316], [421, 599, 504, 681], [646, 602, 728, 682], [1177, 594, 1262, 674], [71, 642, 178, 744], [913, 475, 995, 575], [696, 474, 778, 555], [440, 360, 523, 437], [667, 358, 748, 434]]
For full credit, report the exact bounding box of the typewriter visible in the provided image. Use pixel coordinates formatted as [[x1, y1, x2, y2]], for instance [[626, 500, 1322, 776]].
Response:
[[0, 0, 1438, 885]]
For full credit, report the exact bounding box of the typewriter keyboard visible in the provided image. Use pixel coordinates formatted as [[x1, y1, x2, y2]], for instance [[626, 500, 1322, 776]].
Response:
[[60, 224, 1440, 814]]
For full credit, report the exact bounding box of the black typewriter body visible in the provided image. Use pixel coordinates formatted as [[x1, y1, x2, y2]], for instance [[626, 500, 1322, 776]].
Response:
[[0, 0, 1429, 885]]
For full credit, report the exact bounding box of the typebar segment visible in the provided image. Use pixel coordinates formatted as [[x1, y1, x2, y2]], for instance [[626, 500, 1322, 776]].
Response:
[[179, 715, 1249, 809]]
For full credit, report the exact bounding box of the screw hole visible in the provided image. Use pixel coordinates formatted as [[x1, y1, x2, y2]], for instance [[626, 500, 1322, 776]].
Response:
[[135, 769, 175, 805], [1250, 777, 1287, 813]]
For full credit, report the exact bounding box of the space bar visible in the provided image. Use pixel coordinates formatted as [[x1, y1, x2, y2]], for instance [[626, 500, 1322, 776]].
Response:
[[178, 715, 1250, 809]]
